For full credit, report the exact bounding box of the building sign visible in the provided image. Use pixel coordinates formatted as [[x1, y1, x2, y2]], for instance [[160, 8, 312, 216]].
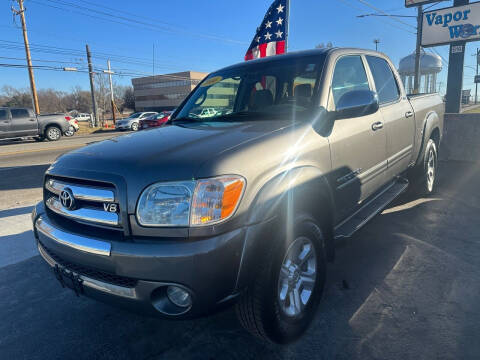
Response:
[[405, 0, 446, 8], [422, 2, 480, 47]]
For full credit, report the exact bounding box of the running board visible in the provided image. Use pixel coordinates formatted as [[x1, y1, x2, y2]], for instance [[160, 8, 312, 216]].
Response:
[[334, 178, 409, 239]]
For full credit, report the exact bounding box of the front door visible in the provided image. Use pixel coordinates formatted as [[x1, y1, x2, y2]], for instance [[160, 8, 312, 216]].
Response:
[[0, 108, 11, 139], [327, 55, 388, 221], [10, 108, 37, 137]]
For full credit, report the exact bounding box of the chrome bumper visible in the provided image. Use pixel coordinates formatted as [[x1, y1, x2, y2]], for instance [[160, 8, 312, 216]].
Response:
[[37, 240, 136, 299], [35, 216, 111, 256]]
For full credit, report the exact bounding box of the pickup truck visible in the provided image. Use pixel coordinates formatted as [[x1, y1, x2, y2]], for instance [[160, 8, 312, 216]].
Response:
[[31, 48, 444, 344], [0, 107, 72, 141]]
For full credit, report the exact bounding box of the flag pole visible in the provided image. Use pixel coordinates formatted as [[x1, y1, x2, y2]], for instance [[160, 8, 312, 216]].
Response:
[[285, 0, 290, 52]]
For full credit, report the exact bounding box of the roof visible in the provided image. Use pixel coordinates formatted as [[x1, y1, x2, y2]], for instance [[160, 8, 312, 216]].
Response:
[[214, 47, 388, 73]]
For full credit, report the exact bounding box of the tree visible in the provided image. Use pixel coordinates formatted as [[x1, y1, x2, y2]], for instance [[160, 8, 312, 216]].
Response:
[[0, 86, 32, 108], [63, 86, 92, 113], [121, 86, 135, 111]]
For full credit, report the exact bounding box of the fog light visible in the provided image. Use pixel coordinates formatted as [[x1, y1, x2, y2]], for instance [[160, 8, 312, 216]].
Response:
[[166, 286, 192, 308]]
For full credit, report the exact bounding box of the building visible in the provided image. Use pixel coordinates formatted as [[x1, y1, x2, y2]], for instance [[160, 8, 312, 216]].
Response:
[[131, 71, 208, 112], [398, 51, 443, 94]]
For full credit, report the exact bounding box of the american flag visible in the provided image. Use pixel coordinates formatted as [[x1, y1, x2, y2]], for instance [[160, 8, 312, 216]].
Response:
[[245, 0, 289, 61]]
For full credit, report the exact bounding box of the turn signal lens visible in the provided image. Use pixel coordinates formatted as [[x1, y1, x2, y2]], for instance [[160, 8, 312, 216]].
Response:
[[191, 176, 245, 226]]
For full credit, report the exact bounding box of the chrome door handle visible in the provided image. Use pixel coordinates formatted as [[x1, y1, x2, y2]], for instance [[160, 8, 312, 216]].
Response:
[[371, 121, 384, 131], [405, 111, 414, 118]]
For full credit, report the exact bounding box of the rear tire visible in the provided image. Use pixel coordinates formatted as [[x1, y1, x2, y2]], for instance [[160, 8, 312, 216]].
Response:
[[235, 215, 326, 344], [45, 126, 62, 141], [410, 138, 438, 195]]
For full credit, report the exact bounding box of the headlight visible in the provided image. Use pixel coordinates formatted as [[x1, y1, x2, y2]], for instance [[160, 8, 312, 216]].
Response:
[[136, 181, 195, 226], [136, 176, 245, 227]]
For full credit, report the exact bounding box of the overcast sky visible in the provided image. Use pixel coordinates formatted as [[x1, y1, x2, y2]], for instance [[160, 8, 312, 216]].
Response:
[[0, 0, 478, 95]]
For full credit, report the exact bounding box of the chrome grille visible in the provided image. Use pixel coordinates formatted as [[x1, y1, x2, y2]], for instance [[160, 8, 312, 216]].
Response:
[[44, 178, 121, 228]]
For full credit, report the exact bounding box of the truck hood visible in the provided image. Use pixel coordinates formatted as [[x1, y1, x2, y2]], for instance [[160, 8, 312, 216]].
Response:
[[51, 120, 294, 188]]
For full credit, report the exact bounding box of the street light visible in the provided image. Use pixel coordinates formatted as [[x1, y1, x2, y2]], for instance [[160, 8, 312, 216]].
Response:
[[63, 67, 78, 72]]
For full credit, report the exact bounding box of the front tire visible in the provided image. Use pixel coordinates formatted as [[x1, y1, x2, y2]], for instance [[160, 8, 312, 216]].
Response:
[[236, 215, 326, 344], [45, 126, 61, 141], [131, 122, 139, 131]]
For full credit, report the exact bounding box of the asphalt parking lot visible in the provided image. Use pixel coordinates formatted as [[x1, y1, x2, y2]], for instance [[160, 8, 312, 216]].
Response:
[[1, 149, 479, 359]]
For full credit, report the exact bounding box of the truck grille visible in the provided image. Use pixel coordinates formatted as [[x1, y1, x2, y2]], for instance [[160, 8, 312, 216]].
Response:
[[39, 241, 137, 288], [44, 177, 122, 229]]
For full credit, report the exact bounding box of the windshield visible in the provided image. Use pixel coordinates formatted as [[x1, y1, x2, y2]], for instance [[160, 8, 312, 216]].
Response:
[[128, 112, 142, 118], [175, 55, 325, 122]]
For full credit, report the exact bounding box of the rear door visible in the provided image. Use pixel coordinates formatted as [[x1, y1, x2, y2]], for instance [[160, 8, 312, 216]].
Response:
[[10, 108, 38, 136], [365, 56, 415, 181], [327, 54, 388, 220], [0, 108, 11, 138]]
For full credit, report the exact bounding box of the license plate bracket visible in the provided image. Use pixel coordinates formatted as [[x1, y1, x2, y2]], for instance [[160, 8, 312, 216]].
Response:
[[54, 264, 84, 296]]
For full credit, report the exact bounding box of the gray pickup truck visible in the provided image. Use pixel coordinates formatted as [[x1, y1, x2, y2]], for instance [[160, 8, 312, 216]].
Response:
[[31, 48, 444, 343], [0, 107, 71, 141]]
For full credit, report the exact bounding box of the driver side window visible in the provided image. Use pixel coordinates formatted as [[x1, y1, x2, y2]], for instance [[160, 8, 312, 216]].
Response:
[[331, 56, 370, 108]]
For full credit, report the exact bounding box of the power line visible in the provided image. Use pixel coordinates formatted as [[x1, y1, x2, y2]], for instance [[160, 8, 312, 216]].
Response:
[[354, 0, 417, 30], [335, 0, 416, 35]]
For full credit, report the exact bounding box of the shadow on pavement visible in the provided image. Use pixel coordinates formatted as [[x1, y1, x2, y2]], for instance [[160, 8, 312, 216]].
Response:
[[0, 164, 49, 191], [0, 206, 33, 218]]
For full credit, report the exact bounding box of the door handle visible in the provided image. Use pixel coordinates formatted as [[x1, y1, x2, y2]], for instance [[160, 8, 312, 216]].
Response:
[[29, 118, 36, 122], [371, 121, 384, 131], [405, 111, 414, 118]]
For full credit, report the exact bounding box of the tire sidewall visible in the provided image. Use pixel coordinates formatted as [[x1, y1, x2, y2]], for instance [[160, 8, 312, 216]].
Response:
[[423, 139, 437, 194], [46, 126, 61, 141], [261, 216, 326, 343]]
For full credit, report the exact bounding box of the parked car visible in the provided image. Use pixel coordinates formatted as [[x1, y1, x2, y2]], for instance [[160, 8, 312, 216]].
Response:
[[74, 113, 91, 122], [0, 107, 72, 141], [139, 111, 172, 130], [197, 108, 218, 118], [64, 117, 79, 137], [32, 48, 444, 344], [115, 112, 158, 131]]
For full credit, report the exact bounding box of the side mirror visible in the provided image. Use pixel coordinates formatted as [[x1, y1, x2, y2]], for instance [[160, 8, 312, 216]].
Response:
[[335, 90, 379, 120]]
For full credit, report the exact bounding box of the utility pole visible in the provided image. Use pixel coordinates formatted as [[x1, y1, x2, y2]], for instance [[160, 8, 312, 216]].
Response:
[[12, 0, 40, 115], [445, 0, 469, 113], [413, 5, 423, 94], [475, 48, 479, 104], [86, 44, 98, 127], [373, 39, 380, 51], [105, 60, 116, 124]]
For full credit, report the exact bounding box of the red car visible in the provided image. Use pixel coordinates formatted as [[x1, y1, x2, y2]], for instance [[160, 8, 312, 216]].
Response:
[[139, 111, 172, 130]]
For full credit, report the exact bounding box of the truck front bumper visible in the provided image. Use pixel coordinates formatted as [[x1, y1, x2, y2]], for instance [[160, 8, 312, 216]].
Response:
[[31, 202, 258, 318]]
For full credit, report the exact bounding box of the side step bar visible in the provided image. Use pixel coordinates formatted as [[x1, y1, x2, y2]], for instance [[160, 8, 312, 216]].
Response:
[[334, 178, 409, 239]]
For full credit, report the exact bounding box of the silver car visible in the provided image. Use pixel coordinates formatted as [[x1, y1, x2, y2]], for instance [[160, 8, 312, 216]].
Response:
[[115, 112, 158, 131]]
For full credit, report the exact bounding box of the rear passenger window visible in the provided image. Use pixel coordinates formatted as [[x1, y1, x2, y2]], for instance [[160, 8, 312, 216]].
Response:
[[10, 109, 30, 118], [366, 56, 400, 105], [0, 109, 7, 120], [331, 56, 370, 107]]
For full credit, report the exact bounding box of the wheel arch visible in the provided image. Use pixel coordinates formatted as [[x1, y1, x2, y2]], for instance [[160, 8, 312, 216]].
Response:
[[235, 166, 335, 291]]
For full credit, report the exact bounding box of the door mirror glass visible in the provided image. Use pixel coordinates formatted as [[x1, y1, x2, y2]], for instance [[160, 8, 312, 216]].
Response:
[[335, 90, 379, 120]]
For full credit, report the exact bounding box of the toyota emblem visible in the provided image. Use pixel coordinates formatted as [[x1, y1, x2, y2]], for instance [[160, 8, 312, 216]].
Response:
[[59, 188, 75, 210]]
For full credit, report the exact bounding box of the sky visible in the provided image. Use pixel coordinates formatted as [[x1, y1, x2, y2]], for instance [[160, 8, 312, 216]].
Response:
[[0, 0, 478, 95]]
